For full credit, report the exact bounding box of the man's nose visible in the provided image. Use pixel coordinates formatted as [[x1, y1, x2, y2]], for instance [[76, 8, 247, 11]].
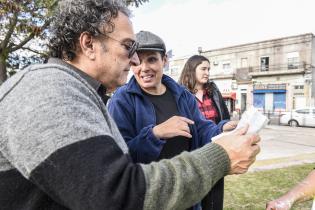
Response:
[[130, 52, 140, 66]]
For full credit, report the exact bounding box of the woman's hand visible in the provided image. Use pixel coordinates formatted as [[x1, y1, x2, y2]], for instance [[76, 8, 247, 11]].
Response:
[[223, 120, 238, 132], [266, 196, 293, 210], [153, 116, 194, 139]]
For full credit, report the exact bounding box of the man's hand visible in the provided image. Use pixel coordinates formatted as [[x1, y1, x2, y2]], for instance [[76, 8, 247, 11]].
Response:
[[153, 116, 194, 139], [222, 120, 238, 132], [214, 125, 260, 174]]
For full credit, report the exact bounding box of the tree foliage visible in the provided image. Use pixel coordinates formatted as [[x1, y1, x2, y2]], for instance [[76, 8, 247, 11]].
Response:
[[126, 0, 149, 7], [0, 0, 57, 84], [0, 0, 149, 84]]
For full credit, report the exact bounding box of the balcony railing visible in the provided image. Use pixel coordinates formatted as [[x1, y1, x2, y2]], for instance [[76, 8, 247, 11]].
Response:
[[249, 61, 306, 73], [208, 62, 308, 81]]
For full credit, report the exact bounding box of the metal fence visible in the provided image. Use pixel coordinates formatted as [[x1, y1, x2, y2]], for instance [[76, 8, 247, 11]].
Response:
[[231, 110, 286, 125], [261, 110, 285, 125]]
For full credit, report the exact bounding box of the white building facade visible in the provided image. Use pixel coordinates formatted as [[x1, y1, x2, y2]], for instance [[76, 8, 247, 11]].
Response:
[[167, 33, 315, 113]]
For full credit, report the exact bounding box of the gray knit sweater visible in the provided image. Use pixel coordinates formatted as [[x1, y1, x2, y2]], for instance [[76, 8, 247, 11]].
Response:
[[0, 60, 230, 210]]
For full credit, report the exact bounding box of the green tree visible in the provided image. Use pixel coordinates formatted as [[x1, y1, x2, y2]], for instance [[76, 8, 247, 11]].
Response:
[[126, 0, 149, 7], [0, 0, 57, 84], [0, 0, 149, 84]]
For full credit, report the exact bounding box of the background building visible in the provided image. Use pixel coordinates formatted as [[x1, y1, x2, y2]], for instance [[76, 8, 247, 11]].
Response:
[[167, 33, 315, 114]]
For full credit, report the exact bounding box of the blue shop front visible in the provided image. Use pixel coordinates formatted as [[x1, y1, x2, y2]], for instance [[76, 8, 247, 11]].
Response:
[[253, 83, 286, 112]]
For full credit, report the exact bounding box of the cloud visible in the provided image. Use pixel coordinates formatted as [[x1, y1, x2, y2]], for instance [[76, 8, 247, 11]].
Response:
[[131, 0, 315, 58]]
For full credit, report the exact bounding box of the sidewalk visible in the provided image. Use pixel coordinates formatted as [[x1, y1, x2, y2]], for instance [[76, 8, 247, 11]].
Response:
[[250, 152, 315, 172], [249, 125, 315, 172]]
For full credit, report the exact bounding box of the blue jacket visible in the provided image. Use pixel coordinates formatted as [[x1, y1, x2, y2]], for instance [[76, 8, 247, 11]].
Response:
[[108, 75, 228, 164]]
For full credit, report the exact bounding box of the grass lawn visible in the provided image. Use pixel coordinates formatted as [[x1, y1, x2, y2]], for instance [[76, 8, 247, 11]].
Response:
[[224, 163, 314, 210]]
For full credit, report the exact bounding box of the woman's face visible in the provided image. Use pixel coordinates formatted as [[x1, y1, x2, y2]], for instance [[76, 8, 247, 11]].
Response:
[[131, 51, 166, 94], [195, 60, 210, 86]]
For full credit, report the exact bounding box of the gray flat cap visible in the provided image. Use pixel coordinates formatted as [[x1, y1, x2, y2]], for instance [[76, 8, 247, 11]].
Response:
[[136, 31, 166, 52]]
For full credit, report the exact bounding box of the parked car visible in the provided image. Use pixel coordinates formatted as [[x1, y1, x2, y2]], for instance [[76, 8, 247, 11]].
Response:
[[280, 107, 315, 127]]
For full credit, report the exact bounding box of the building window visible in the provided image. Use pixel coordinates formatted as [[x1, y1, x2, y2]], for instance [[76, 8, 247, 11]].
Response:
[[287, 52, 299, 69], [170, 66, 179, 75], [253, 93, 265, 108], [241, 58, 248, 68], [294, 85, 304, 90], [273, 93, 286, 109], [260, 57, 269, 71], [296, 109, 309, 114], [222, 62, 231, 69]]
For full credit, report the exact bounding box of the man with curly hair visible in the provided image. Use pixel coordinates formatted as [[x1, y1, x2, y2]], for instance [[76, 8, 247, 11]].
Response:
[[0, 0, 260, 209]]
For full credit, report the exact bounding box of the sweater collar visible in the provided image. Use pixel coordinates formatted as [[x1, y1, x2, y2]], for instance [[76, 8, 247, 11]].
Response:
[[48, 58, 105, 93]]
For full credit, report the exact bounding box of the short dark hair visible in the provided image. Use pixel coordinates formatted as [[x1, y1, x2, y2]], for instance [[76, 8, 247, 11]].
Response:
[[178, 55, 212, 95], [49, 0, 130, 61]]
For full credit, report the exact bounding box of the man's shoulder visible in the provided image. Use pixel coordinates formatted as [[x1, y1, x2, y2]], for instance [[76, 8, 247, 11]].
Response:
[[8, 63, 82, 84], [0, 63, 97, 106], [25, 63, 94, 90]]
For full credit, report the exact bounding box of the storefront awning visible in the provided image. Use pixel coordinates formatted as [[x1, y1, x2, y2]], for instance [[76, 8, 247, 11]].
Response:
[[253, 89, 286, 93], [222, 92, 236, 100]]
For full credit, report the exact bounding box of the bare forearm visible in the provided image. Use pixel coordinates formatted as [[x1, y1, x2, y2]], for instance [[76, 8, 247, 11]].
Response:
[[289, 170, 315, 204], [266, 170, 315, 210]]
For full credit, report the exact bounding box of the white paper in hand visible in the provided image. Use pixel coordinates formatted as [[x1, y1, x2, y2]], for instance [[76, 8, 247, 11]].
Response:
[[212, 107, 269, 141], [235, 107, 269, 134]]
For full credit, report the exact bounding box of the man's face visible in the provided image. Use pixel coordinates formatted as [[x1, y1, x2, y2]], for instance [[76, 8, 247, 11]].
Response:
[[131, 51, 166, 94], [93, 12, 139, 91]]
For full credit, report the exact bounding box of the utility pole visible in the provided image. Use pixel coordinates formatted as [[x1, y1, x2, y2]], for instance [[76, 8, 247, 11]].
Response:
[[198, 47, 202, 55], [312, 65, 315, 106]]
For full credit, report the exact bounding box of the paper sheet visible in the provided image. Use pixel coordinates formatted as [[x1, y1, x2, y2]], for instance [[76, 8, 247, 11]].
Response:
[[212, 107, 269, 141]]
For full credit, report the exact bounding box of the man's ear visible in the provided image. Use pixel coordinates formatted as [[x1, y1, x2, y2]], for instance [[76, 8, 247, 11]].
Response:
[[79, 32, 96, 60]]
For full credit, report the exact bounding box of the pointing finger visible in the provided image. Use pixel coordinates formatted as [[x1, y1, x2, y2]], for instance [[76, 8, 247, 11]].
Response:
[[179, 116, 194, 125], [177, 131, 192, 138]]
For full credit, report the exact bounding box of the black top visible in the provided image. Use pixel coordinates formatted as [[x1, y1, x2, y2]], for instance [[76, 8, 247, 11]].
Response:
[[143, 87, 191, 160]]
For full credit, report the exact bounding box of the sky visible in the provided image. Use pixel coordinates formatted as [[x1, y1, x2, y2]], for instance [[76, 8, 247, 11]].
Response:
[[130, 0, 315, 58]]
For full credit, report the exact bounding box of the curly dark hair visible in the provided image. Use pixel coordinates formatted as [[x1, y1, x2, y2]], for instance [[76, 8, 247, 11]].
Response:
[[49, 0, 130, 60], [178, 55, 213, 96]]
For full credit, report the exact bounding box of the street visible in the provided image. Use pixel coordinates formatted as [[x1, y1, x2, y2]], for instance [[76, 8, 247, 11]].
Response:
[[250, 125, 315, 171]]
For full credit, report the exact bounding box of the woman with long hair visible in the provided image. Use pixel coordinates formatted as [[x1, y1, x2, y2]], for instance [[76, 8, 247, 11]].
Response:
[[179, 55, 231, 210]]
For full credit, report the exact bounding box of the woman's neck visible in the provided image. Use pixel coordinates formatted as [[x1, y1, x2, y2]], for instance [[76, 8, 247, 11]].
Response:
[[194, 83, 204, 91], [141, 83, 166, 95], [195, 89, 204, 101]]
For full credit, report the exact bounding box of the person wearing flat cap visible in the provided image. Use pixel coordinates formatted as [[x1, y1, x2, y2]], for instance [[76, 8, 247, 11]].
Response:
[[108, 31, 238, 210]]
